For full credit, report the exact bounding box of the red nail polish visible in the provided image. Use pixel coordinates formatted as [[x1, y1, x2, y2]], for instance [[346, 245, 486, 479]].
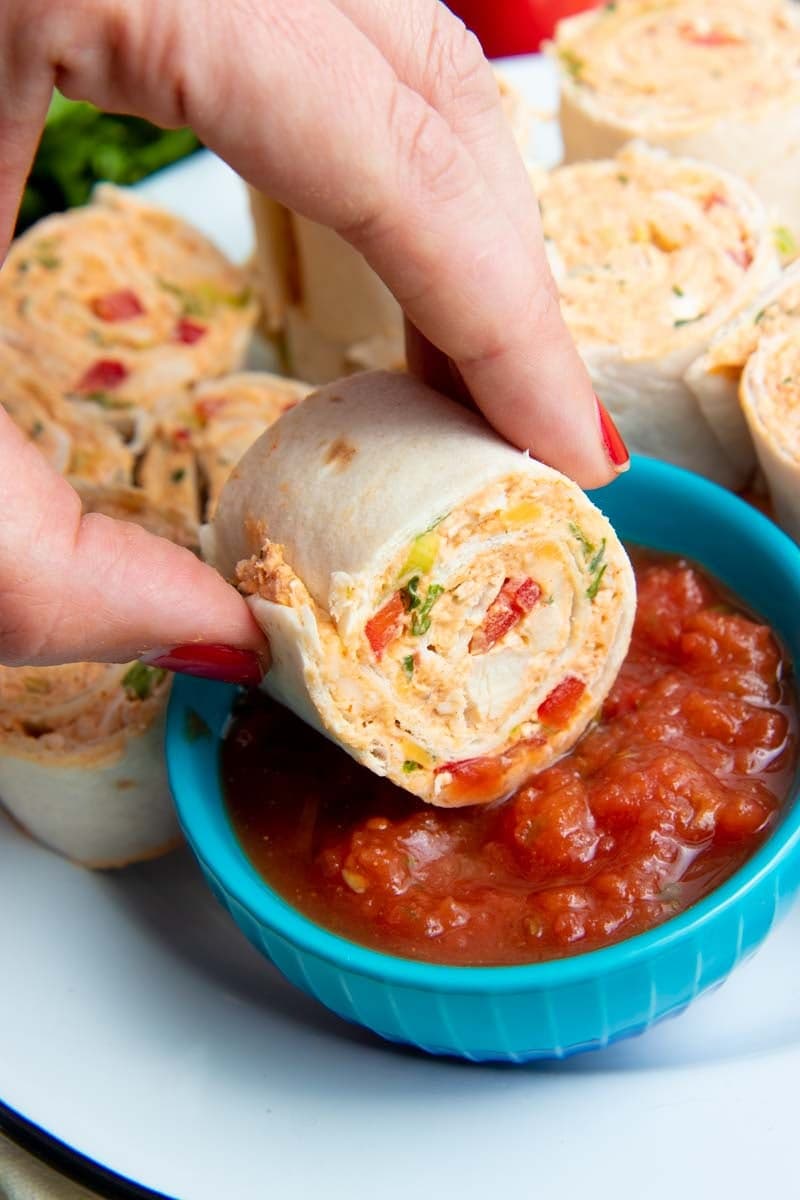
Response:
[[142, 644, 264, 687], [596, 396, 630, 471]]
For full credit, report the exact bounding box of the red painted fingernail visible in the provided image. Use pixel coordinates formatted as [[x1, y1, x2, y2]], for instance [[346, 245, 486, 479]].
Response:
[[596, 395, 630, 472], [142, 644, 264, 687]]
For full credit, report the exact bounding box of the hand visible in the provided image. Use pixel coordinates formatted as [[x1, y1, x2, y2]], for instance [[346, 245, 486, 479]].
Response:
[[0, 0, 625, 670]]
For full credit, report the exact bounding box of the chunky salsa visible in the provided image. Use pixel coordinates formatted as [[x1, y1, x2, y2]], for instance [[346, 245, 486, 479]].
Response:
[[222, 552, 797, 966]]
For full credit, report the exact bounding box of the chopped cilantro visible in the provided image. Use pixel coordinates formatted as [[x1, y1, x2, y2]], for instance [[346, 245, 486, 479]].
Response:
[[30, 420, 44, 439], [122, 662, 167, 701], [672, 284, 684, 296], [184, 707, 212, 742], [569, 521, 595, 559], [674, 313, 706, 327], [587, 563, 607, 601], [774, 225, 798, 258], [783, 376, 794, 386], [402, 655, 415, 680], [754, 307, 768, 324], [402, 760, 422, 773], [586, 539, 607, 600], [157, 279, 207, 317], [616, 172, 629, 184], [36, 253, 61, 269], [411, 584, 444, 636], [171, 467, 187, 484], [400, 575, 422, 611]]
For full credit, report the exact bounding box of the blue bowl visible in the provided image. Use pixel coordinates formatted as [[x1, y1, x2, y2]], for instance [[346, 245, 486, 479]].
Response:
[[167, 457, 800, 1062]]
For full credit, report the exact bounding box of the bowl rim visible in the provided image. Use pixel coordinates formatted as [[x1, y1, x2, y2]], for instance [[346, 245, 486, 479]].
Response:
[[168, 455, 800, 996]]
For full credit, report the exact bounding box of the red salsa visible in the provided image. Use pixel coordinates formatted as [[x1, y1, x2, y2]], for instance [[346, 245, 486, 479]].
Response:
[[222, 552, 798, 966]]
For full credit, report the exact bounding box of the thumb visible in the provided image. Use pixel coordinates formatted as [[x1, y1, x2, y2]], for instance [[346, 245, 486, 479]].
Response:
[[0, 410, 266, 678]]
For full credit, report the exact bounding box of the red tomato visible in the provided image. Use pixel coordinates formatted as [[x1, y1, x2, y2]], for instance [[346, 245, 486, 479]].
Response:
[[75, 359, 129, 392], [537, 675, 586, 728], [365, 593, 405, 658], [446, 0, 604, 57], [90, 289, 144, 322], [175, 317, 207, 345]]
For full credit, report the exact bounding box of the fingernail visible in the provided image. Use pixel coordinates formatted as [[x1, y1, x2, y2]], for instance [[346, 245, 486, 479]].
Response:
[[142, 644, 264, 687], [596, 395, 630, 472]]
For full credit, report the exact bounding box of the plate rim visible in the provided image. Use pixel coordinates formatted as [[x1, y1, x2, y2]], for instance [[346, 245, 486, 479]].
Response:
[[0, 1099, 177, 1200]]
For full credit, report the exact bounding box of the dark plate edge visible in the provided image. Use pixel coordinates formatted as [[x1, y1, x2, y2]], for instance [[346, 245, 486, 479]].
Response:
[[0, 1099, 177, 1200]]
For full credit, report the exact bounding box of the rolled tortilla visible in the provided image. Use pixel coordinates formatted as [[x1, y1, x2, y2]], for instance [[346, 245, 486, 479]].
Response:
[[211, 371, 635, 807], [0, 185, 258, 440], [538, 142, 780, 487], [0, 328, 133, 485], [0, 661, 179, 868], [248, 70, 533, 380], [74, 482, 200, 551], [739, 330, 800, 542], [550, 0, 800, 235], [686, 264, 800, 483], [171, 371, 309, 517], [138, 371, 311, 522]]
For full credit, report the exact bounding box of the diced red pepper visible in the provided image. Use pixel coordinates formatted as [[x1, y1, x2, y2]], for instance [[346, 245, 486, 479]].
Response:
[[365, 592, 405, 658], [470, 576, 541, 655], [90, 290, 144, 322], [727, 247, 753, 270], [434, 755, 507, 804], [703, 192, 728, 212], [537, 676, 586, 729], [75, 359, 129, 393], [195, 396, 227, 424], [679, 24, 742, 47], [175, 318, 207, 345], [435, 733, 546, 805]]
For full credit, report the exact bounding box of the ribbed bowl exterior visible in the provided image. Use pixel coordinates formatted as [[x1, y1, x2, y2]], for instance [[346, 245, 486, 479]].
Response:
[[190, 848, 799, 1062], [168, 459, 800, 1062]]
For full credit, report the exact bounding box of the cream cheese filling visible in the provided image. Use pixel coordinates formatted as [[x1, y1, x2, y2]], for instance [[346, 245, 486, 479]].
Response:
[[539, 147, 756, 359], [553, 0, 800, 131], [237, 475, 630, 800]]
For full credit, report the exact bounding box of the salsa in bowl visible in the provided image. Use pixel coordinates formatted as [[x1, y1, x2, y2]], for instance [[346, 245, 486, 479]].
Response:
[[167, 457, 800, 1061]]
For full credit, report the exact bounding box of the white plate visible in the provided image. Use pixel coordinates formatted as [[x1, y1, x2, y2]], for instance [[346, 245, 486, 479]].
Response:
[[3, 57, 800, 1200]]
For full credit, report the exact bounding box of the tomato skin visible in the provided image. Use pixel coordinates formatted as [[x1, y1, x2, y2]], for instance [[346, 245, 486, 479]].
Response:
[[365, 592, 405, 658], [75, 359, 129, 392], [446, 0, 603, 57], [90, 289, 144, 321]]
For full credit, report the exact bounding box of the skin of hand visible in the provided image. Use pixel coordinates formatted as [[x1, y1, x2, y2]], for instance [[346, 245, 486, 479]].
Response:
[[0, 0, 625, 675]]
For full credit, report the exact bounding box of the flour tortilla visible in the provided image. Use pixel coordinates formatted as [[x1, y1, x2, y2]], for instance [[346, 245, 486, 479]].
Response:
[[211, 371, 635, 807], [551, 0, 800, 235], [537, 142, 780, 487]]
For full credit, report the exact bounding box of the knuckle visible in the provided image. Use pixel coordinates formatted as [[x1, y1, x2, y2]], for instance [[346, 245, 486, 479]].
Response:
[[387, 86, 473, 206], [424, 11, 497, 114]]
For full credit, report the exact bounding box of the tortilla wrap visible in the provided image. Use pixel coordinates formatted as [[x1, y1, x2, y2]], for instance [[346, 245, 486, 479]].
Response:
[[538, 142, 780, 487], [550, 0, 800, 236], [0, 185, 258, 441], [138, 370, 311, 523], [685, 264, 800, 483], [0, 661, 178, 868], [739, 331, 800, 542], [210, 371, 635, 807]]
